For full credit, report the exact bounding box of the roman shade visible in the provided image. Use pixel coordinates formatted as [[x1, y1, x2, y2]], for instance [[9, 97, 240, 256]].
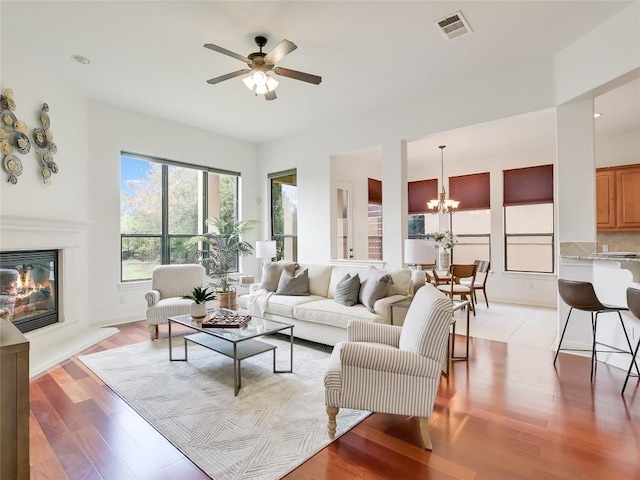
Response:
[[503, 165, 554, 206], [408, 179, 438, 214], [449, 172, 490, 211], [368, 178, 382, 205]]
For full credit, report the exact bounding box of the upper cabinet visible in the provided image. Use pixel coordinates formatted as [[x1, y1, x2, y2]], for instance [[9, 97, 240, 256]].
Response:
[[596, 164, 640, 231]]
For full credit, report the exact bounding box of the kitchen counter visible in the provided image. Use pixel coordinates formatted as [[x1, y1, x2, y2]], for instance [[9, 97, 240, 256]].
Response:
[[561, 253, 640, 262]]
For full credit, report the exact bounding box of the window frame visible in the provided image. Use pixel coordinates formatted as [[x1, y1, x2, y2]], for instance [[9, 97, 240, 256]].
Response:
[[503, 165, 555, 274], [269, 169, 298, 262], [120, 152, 240, 282]]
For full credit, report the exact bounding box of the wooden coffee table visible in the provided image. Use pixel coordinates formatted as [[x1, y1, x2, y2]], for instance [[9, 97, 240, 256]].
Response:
[[168, 310, 294, 396]]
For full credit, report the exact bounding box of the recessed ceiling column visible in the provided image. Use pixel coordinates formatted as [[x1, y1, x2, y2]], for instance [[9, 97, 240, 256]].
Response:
[[556, 98, 597, 350], [382, 139, 408, 268]]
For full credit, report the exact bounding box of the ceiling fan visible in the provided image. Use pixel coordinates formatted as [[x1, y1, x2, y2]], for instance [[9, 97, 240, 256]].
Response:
[[204, 36, 322, 101]]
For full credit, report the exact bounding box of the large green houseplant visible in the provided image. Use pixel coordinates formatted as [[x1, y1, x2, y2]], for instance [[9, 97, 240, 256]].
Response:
[[191, 217, 258, 309]]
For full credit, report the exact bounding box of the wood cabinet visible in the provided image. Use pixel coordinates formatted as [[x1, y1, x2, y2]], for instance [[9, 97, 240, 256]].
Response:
[[596, 164, 640, 231], [0, 321, 30, 480]]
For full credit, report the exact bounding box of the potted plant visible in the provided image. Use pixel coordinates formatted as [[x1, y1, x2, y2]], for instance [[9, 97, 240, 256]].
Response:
[[191, 217, 258, 309], [183, 285, 217, 319], [430, 230, 457, 271]]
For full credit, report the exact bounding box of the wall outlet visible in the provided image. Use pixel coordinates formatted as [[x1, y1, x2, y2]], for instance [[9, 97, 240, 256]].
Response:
[[119, 296, 126, 304], [602, 244, 609, 252], [528, 282, 534, 290]]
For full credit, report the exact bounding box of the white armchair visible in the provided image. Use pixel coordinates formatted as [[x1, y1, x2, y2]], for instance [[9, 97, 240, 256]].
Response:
[[324, 284, 452, 449], [145, 264, 206, 340]]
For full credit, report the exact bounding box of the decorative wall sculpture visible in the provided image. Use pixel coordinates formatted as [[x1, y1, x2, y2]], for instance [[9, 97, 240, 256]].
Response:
[[1, 88, 29, 184], [32, 103, 58, 185]]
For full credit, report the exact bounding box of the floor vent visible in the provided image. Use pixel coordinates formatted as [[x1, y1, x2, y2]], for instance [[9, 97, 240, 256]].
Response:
[[436, 11, 472, 40]]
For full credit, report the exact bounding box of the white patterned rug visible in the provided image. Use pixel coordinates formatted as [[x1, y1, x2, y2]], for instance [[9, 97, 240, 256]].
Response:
[[79, 334, 368, 480]]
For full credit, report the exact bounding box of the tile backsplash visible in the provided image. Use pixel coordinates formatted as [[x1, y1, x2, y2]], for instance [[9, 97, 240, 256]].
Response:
[[597, 231, 640, 253]]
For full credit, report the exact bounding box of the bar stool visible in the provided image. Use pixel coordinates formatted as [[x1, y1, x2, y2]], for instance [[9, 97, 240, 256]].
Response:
[[622, 287, 640, 395], [555, 279, 639, 382]]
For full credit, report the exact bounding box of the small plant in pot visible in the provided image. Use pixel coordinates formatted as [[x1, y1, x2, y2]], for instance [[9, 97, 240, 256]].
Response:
[[183, 285, 216, 319]]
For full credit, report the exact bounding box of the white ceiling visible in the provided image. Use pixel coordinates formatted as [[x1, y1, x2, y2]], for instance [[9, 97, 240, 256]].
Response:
[[2, 1, 635, 148]]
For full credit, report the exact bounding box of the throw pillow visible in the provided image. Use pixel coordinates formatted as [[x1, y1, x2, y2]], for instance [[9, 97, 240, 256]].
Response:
[[359, 269, 394, 313], [260, 261, 297, 292], [387, 268, 412, 296], [275, 268, 310, 296], [334, 273, 361, 306]]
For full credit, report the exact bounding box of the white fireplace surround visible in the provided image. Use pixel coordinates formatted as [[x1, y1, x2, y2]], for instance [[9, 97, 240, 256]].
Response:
[[0, 214, 117, 377]]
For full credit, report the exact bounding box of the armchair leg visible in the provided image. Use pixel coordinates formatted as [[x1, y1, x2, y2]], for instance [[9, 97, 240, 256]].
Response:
[[149, 325, 158, 341], [419, 417, 433, 450], [326, 406, 339, 439]]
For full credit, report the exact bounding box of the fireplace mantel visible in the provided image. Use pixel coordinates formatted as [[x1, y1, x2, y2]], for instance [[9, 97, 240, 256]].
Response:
[[1, 214, 116, 377]]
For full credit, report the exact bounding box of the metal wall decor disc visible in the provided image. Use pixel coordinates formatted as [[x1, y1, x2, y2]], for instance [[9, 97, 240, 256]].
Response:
[[13, 131, 31, 154]]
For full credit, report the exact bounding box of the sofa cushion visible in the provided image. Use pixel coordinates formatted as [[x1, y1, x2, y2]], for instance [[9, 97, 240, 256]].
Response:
[[264, 294, 323, 318], [334, 274, 361, 306], [297, 264, 333, 297], [260, 261, 297, 292], [276, 268, 310, 296], [294, 299, 384, 329], [360, 269, 394, 313]]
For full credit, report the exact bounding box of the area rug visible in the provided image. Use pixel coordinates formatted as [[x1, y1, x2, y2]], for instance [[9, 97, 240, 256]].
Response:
[[79, 335, 369, 480]]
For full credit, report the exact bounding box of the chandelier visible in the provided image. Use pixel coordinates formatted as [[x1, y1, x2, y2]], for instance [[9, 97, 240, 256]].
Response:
[[427, 145, 459, 214]]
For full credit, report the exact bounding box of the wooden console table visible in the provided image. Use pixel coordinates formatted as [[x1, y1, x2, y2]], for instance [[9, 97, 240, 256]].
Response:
[[0, 321, 30, 480]]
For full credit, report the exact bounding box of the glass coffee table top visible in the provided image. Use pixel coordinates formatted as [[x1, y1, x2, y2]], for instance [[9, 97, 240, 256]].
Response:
[[169, 309, 293, 343]]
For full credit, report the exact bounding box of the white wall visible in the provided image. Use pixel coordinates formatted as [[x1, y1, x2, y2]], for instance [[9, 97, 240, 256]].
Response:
[[87, 102, 259, 326], [259, 58, 556, 270], [555, 2, 640, 105]]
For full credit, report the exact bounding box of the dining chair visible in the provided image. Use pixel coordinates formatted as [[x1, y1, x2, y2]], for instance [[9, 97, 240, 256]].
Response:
[[437, 264, 477, 316], [461, 260, 490, 308]]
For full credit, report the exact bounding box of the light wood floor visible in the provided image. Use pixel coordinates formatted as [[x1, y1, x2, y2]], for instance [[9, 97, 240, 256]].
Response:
[[29, 319, 640, 479]]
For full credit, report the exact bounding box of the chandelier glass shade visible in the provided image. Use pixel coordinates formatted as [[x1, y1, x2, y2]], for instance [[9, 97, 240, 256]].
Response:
[[242, 71, 279, 95], [427, 145, 459, 214]]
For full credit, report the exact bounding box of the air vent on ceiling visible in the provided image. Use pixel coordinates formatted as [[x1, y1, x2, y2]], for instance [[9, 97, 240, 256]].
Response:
[[436, 11, 472, 41]]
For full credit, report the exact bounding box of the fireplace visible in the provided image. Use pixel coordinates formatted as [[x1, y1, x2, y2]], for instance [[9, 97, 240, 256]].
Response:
[[0, 249, 59, 333]]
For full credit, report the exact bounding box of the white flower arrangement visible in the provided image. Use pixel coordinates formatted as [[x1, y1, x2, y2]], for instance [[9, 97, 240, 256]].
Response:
[[430, 230, 457, 251]]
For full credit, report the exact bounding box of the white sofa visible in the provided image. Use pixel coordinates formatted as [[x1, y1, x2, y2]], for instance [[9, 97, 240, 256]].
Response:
[[238, 264, 415, 346]]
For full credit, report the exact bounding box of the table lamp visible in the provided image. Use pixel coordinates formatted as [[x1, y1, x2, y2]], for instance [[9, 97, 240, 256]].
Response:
[[255, 240, 277, 265], [404, 239, 436, 289]]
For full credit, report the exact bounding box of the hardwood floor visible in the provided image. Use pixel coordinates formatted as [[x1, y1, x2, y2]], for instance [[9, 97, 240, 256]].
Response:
[[29, 320, 640, 479]]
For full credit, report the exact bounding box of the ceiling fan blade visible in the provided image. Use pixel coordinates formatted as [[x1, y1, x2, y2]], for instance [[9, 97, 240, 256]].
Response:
[[206, 69, 251, 85], [274, 67, 322, 85], [203, 43, 251, 64], [264, 39, 297, 64], [265, 90, 277, 101]]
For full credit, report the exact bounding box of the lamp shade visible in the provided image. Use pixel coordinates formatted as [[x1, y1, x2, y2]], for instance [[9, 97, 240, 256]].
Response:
[[255, 240, 277, 259], [404, 239, 436, 266]]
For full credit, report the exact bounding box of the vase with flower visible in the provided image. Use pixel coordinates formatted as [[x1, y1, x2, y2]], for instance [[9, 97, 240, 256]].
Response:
[[431, 230, 457, 272]]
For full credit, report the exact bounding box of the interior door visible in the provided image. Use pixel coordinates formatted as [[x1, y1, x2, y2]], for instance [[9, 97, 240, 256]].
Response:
[[336, 182, 353, 259]]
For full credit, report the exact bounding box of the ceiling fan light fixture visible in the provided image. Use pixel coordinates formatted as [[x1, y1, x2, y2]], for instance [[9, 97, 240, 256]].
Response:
[[242, 75, 255, 90], [266, 75, 279, 91], [255, 84, 269, 95], [252, 71, 268, 86]]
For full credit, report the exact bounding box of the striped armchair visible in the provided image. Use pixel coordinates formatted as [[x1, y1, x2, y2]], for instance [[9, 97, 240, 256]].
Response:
[[324, 284, 452, 449], [145, 264, 206, 340]]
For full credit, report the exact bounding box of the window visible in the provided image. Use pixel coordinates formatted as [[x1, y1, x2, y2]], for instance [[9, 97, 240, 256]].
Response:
[[120, 153, 239, 281], [503, 165, 554, 273], [408, 179, 438, 238], [270, 170, 298, 261], [450, 172, 491, 264], [368, 178, 383, 260]]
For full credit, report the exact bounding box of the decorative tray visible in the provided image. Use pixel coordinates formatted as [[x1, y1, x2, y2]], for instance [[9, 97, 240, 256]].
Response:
[[201, 312, 252, 329]]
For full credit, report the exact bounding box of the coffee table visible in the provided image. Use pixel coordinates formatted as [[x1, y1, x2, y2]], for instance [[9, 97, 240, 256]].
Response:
[[168, 311, 294, 396]]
